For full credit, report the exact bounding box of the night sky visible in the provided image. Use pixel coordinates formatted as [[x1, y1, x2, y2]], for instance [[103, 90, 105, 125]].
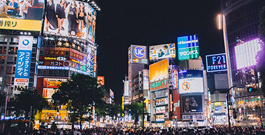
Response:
[[94, 0, 224, 104]]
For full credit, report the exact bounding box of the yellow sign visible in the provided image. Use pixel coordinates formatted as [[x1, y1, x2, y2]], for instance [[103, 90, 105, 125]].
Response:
[[214, 102, 221, 106], [0, 18, 42, 31]]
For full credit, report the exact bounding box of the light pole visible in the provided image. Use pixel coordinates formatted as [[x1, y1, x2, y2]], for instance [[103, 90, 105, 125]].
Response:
[[227, 86, 236, 131], [2, 83, 11, 133]]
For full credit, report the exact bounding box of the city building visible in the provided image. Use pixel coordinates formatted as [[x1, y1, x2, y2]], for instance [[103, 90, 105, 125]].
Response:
[[222, 0, 265, 126], [0, 0, 100, 128]]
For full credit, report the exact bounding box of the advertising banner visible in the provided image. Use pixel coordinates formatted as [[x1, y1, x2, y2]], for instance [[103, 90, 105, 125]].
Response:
[[0, 0, 44, 31], [129, 45, 148, 64], [43, 0, 97, 43], [235, 38, 261, 69], [182, 114, 204, 121], [43, 78, 67, 88], [97, 76, 104, 85], [177, 35, 199, 60], [155, 98, 168, 105], [149, 43, 176, 61], [181, 95, 203, 113], [14, 36, 33, 90], [42, 88, 55, 98], [206, 53, 227, 72], [149, 59, 169, 90], [178, 70, 203, 94]]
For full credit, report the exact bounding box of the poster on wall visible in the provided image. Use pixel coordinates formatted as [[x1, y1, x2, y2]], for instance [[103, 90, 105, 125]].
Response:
[[181, 95, 203, 113], [43, 0, 97, 43], [0, 0, 44, 31]]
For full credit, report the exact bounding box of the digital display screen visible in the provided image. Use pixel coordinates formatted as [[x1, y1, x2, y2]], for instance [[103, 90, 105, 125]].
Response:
[[177, 35, 199, 60], [149, 43, 176, 61], [0, 0, 44, 31], [149, 59, 169, 90], [43, 0, 97, 43], [181, 95, 203, 113], [206, 53, 227, 72]]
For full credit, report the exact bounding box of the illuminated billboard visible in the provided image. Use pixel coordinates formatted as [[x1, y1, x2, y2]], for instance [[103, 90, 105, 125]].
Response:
[[181, 95, 203, 113], [149, 43, 176, 61], [0, 0, 44, 31], [97, 76, 104, 85], [235, 39, 261, 69], [14, 36, 33, 90], [178, 70, 203, 94], [124, 81, 129, 97], [129, 45, 148, 64], [149, 59, 169, 90], [177, 35, 199, 60], [43, 0, 97, 43], [206, 53, 227, 72], [43, 78, 67, 88]]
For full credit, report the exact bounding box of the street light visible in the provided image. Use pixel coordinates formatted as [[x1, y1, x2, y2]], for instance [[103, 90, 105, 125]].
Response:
[[2, 83, 11, 133], [227, 86, 236, 131]]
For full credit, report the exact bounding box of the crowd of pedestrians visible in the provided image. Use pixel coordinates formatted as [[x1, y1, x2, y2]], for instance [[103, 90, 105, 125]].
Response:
[[2, 125, 265, 135]]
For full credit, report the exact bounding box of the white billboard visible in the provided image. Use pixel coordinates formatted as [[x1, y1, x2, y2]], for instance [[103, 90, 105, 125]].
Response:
[[179, 78, 203, 94], [235, 38, 261, 69]]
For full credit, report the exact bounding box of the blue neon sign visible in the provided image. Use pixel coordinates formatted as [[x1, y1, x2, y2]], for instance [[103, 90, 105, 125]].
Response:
[[133, 46, 145, 58]]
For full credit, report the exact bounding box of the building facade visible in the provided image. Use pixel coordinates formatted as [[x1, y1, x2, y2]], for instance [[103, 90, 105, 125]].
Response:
[[222, 0, 265, 126]]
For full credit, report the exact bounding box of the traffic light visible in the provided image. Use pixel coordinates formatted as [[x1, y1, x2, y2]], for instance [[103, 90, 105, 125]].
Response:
[[135, 114, 139, 124], [147, 115, 150, 122], [233, 109, 237, 119], [247, 87, 257, 92]]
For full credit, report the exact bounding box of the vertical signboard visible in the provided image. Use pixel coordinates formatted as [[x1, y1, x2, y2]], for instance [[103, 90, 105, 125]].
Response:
[[143, 69, 149, 90], [14, 36, 33, 90], [124, 81, 129, 104], [177, 35, 199, 60], [172, 69, 178, 89], [173, 89, 181, 119]]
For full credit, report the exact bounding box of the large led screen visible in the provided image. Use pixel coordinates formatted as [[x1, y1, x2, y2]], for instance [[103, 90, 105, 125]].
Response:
[[0, 0, 44, 31], [43, 0, 96, 43], [177, 35, 199, 60], [181, 95, 203, 113], [178, 70, 203, 94], [149, 59, 169, 90], [206, 53, 227, 72], [235, 39, 261, 69], [149, 43, 176, 61]]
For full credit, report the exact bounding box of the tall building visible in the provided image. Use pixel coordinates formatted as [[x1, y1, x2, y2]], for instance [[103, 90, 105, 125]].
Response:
[[0, 0, 100, 128], [222, 0, 265, 126]]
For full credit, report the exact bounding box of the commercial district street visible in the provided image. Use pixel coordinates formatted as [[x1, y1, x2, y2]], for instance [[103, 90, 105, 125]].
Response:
[[1, 0, 265, 135]]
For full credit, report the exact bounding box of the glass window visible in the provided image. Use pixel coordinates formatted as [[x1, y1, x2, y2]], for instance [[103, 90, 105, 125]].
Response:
[[8, 47, 15, 54]]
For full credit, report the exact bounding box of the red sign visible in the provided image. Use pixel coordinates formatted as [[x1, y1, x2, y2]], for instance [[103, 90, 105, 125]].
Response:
[[173, 89, 181, 119]]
